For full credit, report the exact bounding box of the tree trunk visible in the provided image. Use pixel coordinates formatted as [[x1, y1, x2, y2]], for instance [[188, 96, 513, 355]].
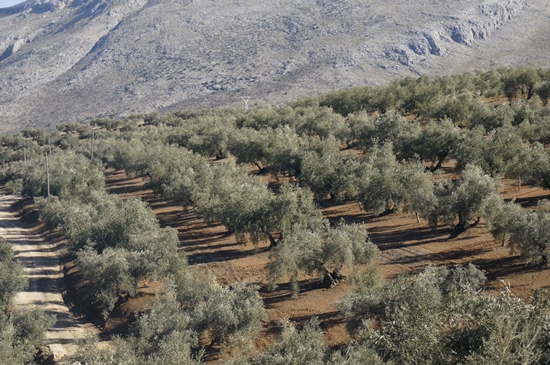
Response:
[[254, 162, 268, 175], [431, 152, 449, 172], [290, 276, 299, 298], [415, 212, 420, 223], [540, 254, 548, 268], [267, 233, 278, 249], [321, 268, 343, 288]]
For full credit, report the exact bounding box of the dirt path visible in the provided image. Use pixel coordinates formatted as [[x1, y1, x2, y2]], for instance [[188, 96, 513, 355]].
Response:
[[0, 193, 100, 364]]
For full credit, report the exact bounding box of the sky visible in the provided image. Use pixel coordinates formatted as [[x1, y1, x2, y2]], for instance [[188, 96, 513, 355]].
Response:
[[0, 0, 26, 8]]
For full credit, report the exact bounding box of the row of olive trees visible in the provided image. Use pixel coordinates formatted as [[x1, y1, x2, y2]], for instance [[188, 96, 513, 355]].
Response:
[[31, 172, 184, 318], [200, 264, 550, 365], [101, 125, 514, 231], [34, 203, 266, 361], [35, 117, 517, 241], [132, 97, 550, 174], [95, 132, 513, 301], [348, 110, 550, 187], [142, 103, 550, 197], [318, 67, 550, 118], [76, 263, 268, 365], [335, 264, 550, 365], [37, 188, 266, 342], [93, 138, 384, 293], [0, 152, 104, 199], [1, 146, 270, 357]]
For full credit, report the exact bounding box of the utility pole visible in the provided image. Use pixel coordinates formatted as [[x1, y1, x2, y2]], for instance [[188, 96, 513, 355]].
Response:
[[242, 97, 250, 112], [48, 135, 51, 155], [46, 152, 50, 198], [90, 125, 94, 163]]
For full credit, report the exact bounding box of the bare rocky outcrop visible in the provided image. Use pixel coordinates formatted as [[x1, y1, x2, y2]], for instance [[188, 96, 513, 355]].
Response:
[[0, 0, 548, 131]]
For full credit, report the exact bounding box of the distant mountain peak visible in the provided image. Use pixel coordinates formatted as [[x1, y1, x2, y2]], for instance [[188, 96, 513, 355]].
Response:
[[0, 0, 549, 131]]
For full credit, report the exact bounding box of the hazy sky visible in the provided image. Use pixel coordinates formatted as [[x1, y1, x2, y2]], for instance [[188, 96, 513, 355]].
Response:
[[0, 0, 25, 8]]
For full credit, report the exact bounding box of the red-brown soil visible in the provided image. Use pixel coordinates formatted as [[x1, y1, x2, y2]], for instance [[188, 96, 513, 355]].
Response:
[[101, 165, 550, 361]]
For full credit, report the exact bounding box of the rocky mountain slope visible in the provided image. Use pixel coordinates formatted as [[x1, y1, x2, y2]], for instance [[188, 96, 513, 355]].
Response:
[[0, 0, 549, 131]]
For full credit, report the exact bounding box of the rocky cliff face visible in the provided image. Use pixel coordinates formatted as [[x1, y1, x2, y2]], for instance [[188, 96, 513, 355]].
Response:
[[0, 0, 548, 131]]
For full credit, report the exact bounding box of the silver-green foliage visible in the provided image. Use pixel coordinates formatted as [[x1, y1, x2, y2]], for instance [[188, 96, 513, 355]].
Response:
[[227, 318, 384, 365], [298, 137, 359, 202], [229, 126, 302, 175], [173, 266, 267, 348], [0, 151, 104, 200], [0, 239, 26, 309], [196, 162, 321, 247], [417, 118, 462, 170], [350, 110, 420, 158], [76, 289, 202, 365], [491, 200, 550, 265], [357, 144, 434, 218], [37, 194, 182, 317], [267, 220, 379, 294], [0, 310, 55, 365], [24, 152, 104, 200], [429, 164, 502, 230], [339, 264, 550, 365], [77, 278, 266, 364]]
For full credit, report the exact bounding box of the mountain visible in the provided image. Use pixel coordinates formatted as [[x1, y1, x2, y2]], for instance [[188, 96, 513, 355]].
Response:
[[0, 0, 549, 131]]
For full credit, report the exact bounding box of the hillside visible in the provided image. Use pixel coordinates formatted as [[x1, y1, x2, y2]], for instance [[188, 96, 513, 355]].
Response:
[[0, 0, 549, 131]]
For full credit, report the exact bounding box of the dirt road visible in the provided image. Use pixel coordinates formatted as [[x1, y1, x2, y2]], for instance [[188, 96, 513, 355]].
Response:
[[0, 193, 99, 364]]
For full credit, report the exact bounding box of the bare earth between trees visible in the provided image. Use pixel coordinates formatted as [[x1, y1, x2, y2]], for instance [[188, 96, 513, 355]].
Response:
[[5, 166, 550, 362], [105, 166, 550, 352], [4, 166, 550, 362]]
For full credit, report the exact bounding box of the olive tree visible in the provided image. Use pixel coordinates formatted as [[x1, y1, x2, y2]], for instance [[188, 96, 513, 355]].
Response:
[[503, 67, 541, 100], [168, 114, 237, 159], [76, 224, 181, 317], [171, 265, 267, 348], [417, 118, 462, 170], [338, 263, 550, 365], [492, 200, 550, 266], [428, 164, 502, 231], [37, 193, 182, 317], [228, 126, 302, 175], [399, 161, 436, 222], [0, 240, 26, 309], [140, 144, 212, 209], [0, 310, 55, 365], [357, 144, 431, 217], [350, 110, 420, 158], [227, 317, 385, 365], [196, 162, 321, 248], [293, 105, 350, 141], [22, 152, 105, 200], [356, 144, 401, 215], [267, 220, 379, 295], [453, 124, 524, 177], [21, 128, 47, 146], [75, 289, 202, 365], [298, 137, 359, 202]]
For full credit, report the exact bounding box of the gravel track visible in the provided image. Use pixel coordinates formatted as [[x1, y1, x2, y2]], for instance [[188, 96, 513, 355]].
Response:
[[0, 193, 99, 364]]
